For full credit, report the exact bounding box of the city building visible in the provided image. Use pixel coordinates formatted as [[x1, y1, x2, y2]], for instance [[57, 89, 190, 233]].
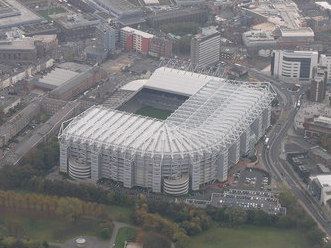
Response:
[[242, 30, 276, 54], [320, 54, 331, 81], [0, 0, 41, 29], [148, 7, 208, 27], [120, 27, 154, 55], [149, 36, 173, 58], [51, 13, 100, 42], [93, 0, 145, 25], [271, 50, 319, 81], [275, 27, 315, 48], [0, 39, 37, 63], [0, 96, 20, 114], [58, 67, 274, 195], [308, 66, 327, 102], [191, 26, 221, 68], [309, 175, 331, 205], [303, 116, 331, 152]]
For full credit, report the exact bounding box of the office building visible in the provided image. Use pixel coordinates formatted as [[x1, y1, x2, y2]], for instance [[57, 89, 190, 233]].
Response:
[[309, 66, 327, 102], [271, 50, 319, 81], [320, 54, 331, 81], [191, 26, 221, 68]]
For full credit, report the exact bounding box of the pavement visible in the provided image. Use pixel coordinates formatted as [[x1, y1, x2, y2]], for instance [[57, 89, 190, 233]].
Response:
[[247, 67, 331, 235]]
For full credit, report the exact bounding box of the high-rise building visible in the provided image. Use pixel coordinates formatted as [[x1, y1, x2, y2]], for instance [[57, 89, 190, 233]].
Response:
[[320, 54, 331, 81], [271, 50, 319, 81], [120, 26, 154, 55], [191, 26, 221, 68], [309, 66, 327, 102]]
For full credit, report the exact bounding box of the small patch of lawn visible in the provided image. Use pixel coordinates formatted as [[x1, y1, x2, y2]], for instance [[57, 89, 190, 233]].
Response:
[[115, 227, 137, 248]]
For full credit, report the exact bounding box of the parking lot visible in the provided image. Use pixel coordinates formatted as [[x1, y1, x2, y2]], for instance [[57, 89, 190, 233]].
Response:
[[231, 168, 271, 191], [210, 189, 285, 215]]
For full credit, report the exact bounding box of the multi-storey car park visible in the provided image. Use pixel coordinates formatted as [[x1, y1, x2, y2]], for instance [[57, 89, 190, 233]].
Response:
[[58, 67, 275, 195]]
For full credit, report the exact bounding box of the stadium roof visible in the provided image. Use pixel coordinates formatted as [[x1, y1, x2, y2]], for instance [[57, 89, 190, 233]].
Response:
[[144, 67, 219, 96], [59, 68, 274, 156]]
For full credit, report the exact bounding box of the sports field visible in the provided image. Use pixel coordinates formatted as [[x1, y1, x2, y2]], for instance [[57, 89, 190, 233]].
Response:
[[135, 106, 172, 120]]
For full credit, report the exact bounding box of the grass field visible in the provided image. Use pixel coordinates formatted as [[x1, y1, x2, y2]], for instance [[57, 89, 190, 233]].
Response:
[[0, 210, 100, 242], [135, 106, 172, 120], [185, 226, 311, 248], [37, 7, 65, 20], [115, 227, 137, 248], [0, 205, 133, 242]]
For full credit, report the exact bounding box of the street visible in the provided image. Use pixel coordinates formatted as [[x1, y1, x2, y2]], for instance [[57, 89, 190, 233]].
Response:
[[248, 68, 331, 235]]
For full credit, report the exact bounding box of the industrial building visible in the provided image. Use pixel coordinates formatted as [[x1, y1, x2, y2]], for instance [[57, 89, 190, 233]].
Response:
[[49, 65, 107, 101], [271, 50, 319, 81], [191, 26, 221, 68], [58, 67, 274, 195]]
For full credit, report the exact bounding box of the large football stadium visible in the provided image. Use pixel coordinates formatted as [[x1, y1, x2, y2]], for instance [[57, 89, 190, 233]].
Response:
[[58, 67, 275, 195]]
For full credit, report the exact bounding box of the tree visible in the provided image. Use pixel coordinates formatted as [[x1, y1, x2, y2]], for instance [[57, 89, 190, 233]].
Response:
[[224, 208, 247, 227]]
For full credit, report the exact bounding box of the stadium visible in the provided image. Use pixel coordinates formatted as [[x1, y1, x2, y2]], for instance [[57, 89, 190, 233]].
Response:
[[58, 67, 275, 195]]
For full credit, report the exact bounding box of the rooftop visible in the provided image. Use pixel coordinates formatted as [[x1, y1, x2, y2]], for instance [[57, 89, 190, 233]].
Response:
[[143, 67, 219, 97], [0, 0, 41, 28], [311, 175, 331, 188], [121, 26, 154, 39], [59, 68, 274, 156], [316, 1, 331, 11], [0, 39, 35, 50], [38, 68, 79, 88], [280, 27, 314, 37]]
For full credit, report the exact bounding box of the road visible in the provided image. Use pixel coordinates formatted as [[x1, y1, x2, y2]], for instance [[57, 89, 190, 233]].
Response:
[[247, 68, 331, 235]]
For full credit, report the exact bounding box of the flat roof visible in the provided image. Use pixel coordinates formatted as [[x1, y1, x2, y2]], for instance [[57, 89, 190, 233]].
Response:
[[280, 27, 314, 37], [120, 79, 147, 91], [38, 68, 79, 87], [144, 67, 218, 96], [0, 0, 41, 28], [0, 39, 35, 50], [316, 1, 331, 11], [311, 175, 331, 187], [121, 26, 154, 39]]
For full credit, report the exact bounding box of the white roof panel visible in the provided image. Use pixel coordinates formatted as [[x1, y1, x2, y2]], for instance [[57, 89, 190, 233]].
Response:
[[60, 68, 275, 156], [144, 67, 219, 96]]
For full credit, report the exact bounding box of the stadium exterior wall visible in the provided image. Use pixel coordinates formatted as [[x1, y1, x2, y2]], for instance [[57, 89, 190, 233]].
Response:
[[58, 68, 274, 195]]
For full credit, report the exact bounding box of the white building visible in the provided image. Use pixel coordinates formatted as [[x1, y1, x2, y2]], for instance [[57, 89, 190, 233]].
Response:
[[191, 26, 221, 68], [320, 54, 331, 81], [309, 175, 331, 205], [271, 50, 319, 81], [58, 67, 274, 195]]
